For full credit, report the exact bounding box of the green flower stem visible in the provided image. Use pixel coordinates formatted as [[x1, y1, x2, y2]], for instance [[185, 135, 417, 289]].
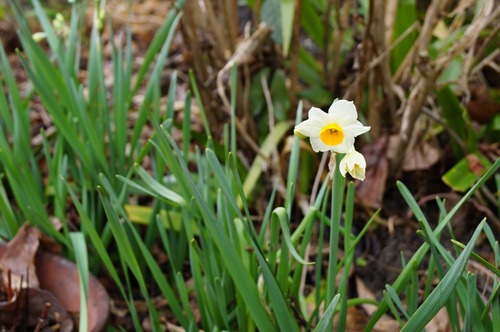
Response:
[[338, 182, 355, 331], [326, 153, 346, 323]]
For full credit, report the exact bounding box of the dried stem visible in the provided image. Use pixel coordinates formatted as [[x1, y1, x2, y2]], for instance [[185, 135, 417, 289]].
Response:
[[372, 0, 397, 124], [344, 22, 419, 99], [261, 74, 284, 185], [435, 3, 498, 68], [474, 20, 500, 66], [33, 303, 51, 332], [204, 0, 231, 62], [289, 0, 303, 113], [223, 0, 239, 51], [390, 60, 440, 176], [216, 23, 272, 109], [328, 0, 351, 94], [310, 152, 329, 206], [323, 0, 333, 85], [390, 0, 496, 176], [181, 1, 212, 111]]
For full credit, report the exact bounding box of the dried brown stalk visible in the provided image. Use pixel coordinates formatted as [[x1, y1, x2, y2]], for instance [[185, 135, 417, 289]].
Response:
[[216, 23, 272, 109], [181, 0, 250, 138], [390, 58, 440, 176], [204, 0, 231, 61], [261, 74, 284, 185], [328, 0, 352, 94], [33, 303, 51, 332], [223, 0, 239, 50], [344, 22, 419, 100], [395, 0, 452, 84], [435, 4, 498, 69], [349, 0, 397, 138], [289, 0, 303, 113], [322, 0, 333, 86], [390, 0, 496, 175], [181, 1, 210, 94]]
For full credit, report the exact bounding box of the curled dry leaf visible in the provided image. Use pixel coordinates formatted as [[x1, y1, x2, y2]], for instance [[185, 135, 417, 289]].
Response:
[[467, 80, 500, 124], [356, 135, 389, 208], [0, 224, 41, 290], [0, 225, 74, 332], [388, 135, 440, 172], [0, 288, 74, 332], [355, 277, 400, 332], [402, 141, 440, 172], [0, 291, 17, 320], [425, 307, 451, 332], [466, 154, 485, 176], [343, 306, 371, 331]]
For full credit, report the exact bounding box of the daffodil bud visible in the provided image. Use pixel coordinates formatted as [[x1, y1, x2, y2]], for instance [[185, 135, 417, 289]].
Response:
[[339, 148, 367, 181]]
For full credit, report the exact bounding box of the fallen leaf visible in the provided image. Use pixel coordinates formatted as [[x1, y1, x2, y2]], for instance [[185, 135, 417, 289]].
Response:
[[0, 291, 17, 320], [1, 238, 110, 332], [0, 225, 73, 330], [357, 135, 389, 208], [355, 277, 400, 332], [466, 154, 485, 176], [0, 287, 73, 332], [0, 224, 41, 290], [467, 80, 500, 123], [401, 141, 441, 171], [345, 306, 370, 331], [425, 307, 451, 332]]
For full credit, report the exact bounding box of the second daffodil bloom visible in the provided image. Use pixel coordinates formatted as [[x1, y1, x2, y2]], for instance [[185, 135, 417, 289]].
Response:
[[339, 148, 367, 181], [294, 99, 370, 154]]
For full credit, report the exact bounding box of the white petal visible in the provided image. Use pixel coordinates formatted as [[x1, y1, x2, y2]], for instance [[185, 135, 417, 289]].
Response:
[[339, 155, 348, 177], [294, 118, 323, 137], [342, 149, 367, 180], [343, 121, 371, 137], [308, 107, 329, 121], [309, 137, 333, 152], [329, 136, 355, 154], [328, 100, 357, 123], [295, 107, 330, 138], [351, 167, 366, 181], [351, 150, 367, 167]]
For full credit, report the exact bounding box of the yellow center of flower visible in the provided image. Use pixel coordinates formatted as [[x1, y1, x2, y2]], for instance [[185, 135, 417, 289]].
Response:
[[319, 123, 344, 146]]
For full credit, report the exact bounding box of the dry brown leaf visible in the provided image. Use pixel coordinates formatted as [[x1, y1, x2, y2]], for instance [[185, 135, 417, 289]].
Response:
[[466, 154, 485, 176], [0, 226, 73, 330], [0, 291, 17, 320], [402, 141, 441, 171], [467, 80, 500, 124], [355, 277, 401, 332], [425, 307, 451, 332], [357, 135, 389, 208], [344, 306, 371, 331], [0, 287, 73, 332], [0, 224, 41, 290], [388, 134, 441, 172]]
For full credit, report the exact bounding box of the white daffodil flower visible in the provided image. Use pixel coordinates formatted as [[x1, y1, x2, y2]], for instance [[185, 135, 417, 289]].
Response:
[[339, 148, 367, 181], [294, 99, 370, 153]]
